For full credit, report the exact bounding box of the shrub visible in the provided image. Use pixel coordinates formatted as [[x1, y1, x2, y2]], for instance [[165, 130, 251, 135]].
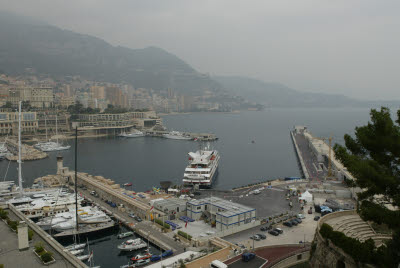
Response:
[[154, 219, 170, 229], [0, 264, 3, 268], [34, 242, 45, 255], [178, 230, 192, 241], [40, 252, 53, 263], [7, 220, 19, 232], [0, 208, 8, 220], [28, 228, 34, 241]]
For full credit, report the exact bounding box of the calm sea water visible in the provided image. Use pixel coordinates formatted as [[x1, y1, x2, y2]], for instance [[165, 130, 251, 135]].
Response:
[[1, 108, 372, 191]]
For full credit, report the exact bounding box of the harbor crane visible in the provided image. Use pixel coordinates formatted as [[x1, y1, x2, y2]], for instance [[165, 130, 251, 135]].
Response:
[[314, 135, 334, 178]]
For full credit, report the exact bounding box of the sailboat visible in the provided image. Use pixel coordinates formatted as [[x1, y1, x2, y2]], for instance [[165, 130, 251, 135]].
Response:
[[35, 112, 70, 152]]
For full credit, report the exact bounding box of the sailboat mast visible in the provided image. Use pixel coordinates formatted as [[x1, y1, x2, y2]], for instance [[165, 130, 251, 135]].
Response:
[[45, 115, 48, 141], [55, 110, 58, 144], [18, 101, 23, 196], [75, 127, 79, 231]]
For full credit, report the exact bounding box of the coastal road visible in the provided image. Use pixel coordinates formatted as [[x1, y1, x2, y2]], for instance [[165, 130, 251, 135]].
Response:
[[77, 188, 185, 254]]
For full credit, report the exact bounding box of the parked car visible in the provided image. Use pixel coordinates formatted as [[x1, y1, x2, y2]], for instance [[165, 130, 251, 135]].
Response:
[[297, 214, 305, 219], [250, 235, 260, 241], [314, 216, 320, 221], [242, 252, 256, 262], [161, 250, 173, 258], [290, 220, 298, 226], [283, 221, 293, 227], [134, 216, 142, 222], [257, 234, 266, 239], [150, 255, 161, 262], [260, 226, 268, 231], [294, 218, 302, 224], [268, 230, 279, 236], [274, 228, 283, 234], [128, 213, 135, 218]]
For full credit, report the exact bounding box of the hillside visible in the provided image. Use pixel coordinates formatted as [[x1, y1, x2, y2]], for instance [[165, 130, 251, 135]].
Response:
[[214, 76, 371, 108], [0, 12, 221, 94]]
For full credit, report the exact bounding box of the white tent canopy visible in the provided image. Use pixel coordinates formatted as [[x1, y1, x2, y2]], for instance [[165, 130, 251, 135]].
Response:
[[299, 190, 313, 203]]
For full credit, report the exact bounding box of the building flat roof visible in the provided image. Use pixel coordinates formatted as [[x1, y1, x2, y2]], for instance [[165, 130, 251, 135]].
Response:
[[188, 196, 255, 217]]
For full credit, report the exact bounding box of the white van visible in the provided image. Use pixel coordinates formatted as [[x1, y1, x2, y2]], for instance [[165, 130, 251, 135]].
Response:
[[210, 260, 228, 268]]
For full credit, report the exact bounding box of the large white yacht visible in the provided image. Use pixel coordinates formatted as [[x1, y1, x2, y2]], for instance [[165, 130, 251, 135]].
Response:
[[51, 207, 112, 232], [163, 131, 192, 140], [182, 146, 220, 187], [15, 192, 83, 218]]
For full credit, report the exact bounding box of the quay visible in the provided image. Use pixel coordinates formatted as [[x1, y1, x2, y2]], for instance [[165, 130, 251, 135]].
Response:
[[291, 126, 355, 181], [290, 127, 310, 180], [144, 130, 217, 141]]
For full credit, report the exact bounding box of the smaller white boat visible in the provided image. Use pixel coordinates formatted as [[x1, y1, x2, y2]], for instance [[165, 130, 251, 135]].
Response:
[[77, 254, 90, 261], [65, 243, 86, 251], [118, 231, 134, 239], [163, 131, 192, 140], [117, 238, 147, 251], [70, 249, 84, 255], [118, 130, 145, 138]]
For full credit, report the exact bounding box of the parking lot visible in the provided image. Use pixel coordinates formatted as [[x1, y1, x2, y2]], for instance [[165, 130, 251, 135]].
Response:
[[223, 211, 319, 248], [198, 185, 300, 219]]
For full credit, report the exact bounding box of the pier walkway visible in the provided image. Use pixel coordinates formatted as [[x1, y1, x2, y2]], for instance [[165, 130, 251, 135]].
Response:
[[292, 131, 327, 181]]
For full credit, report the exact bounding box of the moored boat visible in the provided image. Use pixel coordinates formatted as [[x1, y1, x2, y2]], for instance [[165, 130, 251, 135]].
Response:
[[117, 238, 147, 251], [162, 131, 192, 140], [182, 145, 220, 188]]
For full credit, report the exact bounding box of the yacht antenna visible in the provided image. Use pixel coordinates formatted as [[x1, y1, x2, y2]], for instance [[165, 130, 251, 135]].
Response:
[[74, 127, 79, 232], [18, 101, 23, 196]]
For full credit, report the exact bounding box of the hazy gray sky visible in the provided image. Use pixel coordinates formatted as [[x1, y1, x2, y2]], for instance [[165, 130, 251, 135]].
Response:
[[1, 0, 399, 99]]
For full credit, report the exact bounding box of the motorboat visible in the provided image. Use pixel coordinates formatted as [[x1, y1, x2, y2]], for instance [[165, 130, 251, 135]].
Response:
[[117, 238, 147, 251], [65, 243, 86, 251], [118, 130, 145, 138], [70, 249, 84, 255], [118, 231, 134, 239]]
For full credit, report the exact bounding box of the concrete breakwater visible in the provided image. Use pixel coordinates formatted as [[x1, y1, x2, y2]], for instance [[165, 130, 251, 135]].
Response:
[[5, 138, 48, 161]]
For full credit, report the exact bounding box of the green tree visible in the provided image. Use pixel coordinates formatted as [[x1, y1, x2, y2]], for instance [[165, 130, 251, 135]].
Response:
[[334, 107, 400, 266]]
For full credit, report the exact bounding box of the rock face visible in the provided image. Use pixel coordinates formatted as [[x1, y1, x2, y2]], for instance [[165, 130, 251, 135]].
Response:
[[310, 232, 358, 268]]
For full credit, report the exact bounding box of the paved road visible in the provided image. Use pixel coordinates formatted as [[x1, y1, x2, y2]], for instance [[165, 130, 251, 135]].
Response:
[[78, 189, 185, 254]]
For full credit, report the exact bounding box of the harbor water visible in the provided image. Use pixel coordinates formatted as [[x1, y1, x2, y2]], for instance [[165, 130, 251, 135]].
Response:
[[1, 108, 372, 191]]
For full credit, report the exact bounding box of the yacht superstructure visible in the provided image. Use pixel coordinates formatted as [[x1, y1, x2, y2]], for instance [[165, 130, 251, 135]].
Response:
[[183, 146, 220, 187]]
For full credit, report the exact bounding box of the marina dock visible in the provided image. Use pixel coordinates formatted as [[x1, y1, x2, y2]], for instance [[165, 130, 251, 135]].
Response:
[[54, 156, 185, 253]]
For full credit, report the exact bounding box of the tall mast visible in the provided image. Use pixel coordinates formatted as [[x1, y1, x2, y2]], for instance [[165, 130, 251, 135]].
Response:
[[45, 115, 48, 141], [55, 109, 58, 144], [75, 127, 79, 232], [18, 101, 23, 196]]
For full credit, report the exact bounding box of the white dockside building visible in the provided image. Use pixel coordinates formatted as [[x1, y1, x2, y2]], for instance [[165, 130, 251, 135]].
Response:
[[187, 197, 256, 231]]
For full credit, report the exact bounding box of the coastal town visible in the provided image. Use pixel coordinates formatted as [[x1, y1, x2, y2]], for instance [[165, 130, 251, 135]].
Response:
[[0, 2, 399, 268]]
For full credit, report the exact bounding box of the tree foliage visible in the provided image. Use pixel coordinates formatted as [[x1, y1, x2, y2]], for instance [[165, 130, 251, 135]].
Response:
[[334, 107, 400, 207], [333, 107, 400, 266]]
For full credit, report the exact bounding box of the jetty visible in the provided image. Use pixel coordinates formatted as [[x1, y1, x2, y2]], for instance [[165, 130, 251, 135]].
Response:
[[5, 138, 48, 161]]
